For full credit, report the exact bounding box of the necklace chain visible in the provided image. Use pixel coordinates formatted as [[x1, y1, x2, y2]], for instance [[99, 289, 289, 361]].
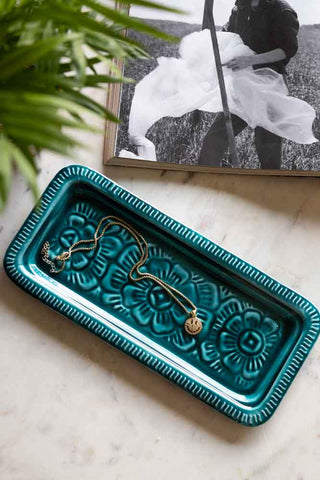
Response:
[[41, 215, 202, 336]]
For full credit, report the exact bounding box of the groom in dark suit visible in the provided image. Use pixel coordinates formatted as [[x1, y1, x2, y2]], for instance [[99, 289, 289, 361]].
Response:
[[198, 0, 299, 169]]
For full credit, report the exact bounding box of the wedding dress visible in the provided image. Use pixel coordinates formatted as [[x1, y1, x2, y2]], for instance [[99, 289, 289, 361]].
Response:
[[119, 30, 317, 162]]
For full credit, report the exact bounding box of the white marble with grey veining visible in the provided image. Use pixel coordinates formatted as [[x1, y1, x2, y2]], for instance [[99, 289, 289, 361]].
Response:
[[1, 85, 320, 480]]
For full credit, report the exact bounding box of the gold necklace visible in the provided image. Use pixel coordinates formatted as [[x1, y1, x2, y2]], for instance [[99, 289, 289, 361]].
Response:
[[41, 215, 202, 336]]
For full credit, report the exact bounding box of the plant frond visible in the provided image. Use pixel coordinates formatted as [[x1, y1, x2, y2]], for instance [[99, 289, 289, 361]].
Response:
[[0, 0, 180, 209]]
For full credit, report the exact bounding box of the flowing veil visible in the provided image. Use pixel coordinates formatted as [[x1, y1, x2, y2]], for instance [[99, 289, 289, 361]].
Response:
[[120, 30, 317, 162]]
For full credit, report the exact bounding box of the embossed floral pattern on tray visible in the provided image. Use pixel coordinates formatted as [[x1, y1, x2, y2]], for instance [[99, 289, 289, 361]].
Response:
[[101, 242, 218, 352], [201, 298, 281, 386], [48, 203, 127, 291], [47, 202, 282, 384]]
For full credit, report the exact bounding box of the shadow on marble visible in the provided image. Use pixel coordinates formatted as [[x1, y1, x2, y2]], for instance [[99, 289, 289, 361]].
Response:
[[1, 270, 261, 444], [104, 166, 320, 220]]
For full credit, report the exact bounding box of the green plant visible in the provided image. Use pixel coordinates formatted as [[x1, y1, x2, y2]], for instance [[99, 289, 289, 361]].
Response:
[[0, 0, 181, 210]]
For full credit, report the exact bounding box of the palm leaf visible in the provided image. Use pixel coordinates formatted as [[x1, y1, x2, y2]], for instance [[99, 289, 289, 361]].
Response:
[[0, 110, 101, 132], [84, 74, 133, 86], [71, 34, 87, 82], [32, 5, 137, 44], [80, 0, 178, 42], [0, 91, 102, 118], [120, 0, 184, 13], [58, 89, 120, 122], [0, 135, 13, 208], [0, 33, 81, 80], [6, 126, 81, 155], [9, 142, 39, 202]]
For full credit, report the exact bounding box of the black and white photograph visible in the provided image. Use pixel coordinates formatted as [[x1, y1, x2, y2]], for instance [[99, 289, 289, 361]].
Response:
[[114, 0, 320, 173]]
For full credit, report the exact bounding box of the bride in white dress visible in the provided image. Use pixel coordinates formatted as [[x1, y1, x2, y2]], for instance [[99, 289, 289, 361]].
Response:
[[119, 30, 317, 162]]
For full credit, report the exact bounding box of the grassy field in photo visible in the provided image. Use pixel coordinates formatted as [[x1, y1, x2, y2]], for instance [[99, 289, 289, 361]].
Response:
[[116, 20, 320, 171]]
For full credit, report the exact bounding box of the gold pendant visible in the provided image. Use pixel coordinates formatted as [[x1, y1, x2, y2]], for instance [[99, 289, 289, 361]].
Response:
[[184, 315, 202, 336]]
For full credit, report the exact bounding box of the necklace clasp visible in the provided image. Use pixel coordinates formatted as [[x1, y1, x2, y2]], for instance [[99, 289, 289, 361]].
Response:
[[56, 251, 70, 262]]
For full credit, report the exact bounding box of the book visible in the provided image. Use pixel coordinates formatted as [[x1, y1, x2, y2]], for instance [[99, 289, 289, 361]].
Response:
[[104, 0, 320, 176]]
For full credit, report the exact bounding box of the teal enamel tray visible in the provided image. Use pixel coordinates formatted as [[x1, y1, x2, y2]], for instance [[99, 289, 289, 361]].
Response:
[[4, 165, 320, 426]]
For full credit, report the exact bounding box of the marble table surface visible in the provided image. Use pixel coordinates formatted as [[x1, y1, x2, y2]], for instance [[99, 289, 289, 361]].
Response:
[[1, 95, 320, 479]]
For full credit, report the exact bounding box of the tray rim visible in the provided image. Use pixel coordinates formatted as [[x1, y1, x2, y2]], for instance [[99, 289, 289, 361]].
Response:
[[4, 164, 320, 426]]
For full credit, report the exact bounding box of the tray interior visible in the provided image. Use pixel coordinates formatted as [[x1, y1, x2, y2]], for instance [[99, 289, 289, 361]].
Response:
[[23, 180, 303, 408]]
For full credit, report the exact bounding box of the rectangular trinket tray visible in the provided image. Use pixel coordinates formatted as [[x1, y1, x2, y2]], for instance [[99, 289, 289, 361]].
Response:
[[4, 165, 320, 426]]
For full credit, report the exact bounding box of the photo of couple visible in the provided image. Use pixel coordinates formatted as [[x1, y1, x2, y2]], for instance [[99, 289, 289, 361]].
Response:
[[115, 0, 320, 173]]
